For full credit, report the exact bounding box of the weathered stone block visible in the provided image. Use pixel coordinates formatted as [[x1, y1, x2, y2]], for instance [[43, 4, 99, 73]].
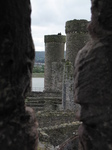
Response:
[[74, 0, 112, 149]]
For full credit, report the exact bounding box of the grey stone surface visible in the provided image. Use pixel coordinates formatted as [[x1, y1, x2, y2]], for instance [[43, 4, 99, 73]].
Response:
[[62, 60, 80, 111], [74, 0, 112, 149], [52, 61, 64, 92], [65, 19, 89, 65], [62, 61, 74, 110], [62, 20, 89, 112], [44, 35, 66, 92], [58, 136, 79, 150], [27, 91, 62, 111], [36, 111, 77, 128]]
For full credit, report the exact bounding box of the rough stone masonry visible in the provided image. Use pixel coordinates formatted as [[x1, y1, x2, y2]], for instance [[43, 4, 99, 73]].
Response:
[[65, 19, 89, 66], [74, 0, 112, 149], [44, 35, 66, 92], [0, 1, 38, 150]]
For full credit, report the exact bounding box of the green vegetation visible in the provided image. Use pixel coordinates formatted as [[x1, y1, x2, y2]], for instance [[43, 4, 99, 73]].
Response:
[[33, 51, 66, 78], [34, 51, 66, 63], [33, 52, 45, 78], [32, 73, 44, 78], [33, 65, 44, 73], [35, 51, 45, 63]]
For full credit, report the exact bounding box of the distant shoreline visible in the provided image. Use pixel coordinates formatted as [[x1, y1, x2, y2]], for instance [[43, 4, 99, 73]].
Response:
[[32, 73, 44, 78]]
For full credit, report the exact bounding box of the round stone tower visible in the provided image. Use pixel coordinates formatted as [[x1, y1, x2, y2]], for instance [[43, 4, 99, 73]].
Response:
[[44, 34, 66, 91], [65, 19, 89, 65]]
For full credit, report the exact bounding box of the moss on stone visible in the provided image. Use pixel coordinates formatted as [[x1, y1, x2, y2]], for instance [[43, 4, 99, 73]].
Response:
[[36, 110, 76, 117], [38, 121, 81, 146], [65, 60, 73, 79]]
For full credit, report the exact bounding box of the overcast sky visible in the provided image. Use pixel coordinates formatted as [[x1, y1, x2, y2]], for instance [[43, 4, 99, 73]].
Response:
[[30, 0, 91, 51]]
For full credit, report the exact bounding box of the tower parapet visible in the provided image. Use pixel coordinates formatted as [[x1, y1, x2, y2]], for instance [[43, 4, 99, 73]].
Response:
[[65, 19, 89, 65]]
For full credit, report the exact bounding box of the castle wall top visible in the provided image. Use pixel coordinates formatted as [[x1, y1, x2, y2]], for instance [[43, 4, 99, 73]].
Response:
[[65, 19, 89, 34], [44, 34, 66, 43]]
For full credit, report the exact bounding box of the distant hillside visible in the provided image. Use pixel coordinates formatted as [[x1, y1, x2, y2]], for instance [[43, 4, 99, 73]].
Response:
[[35, 51, 66, 63], [35, 51, 45, 63]]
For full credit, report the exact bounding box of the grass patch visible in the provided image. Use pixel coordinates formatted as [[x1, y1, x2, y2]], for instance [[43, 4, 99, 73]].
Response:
[[32, 73, 44, 78]]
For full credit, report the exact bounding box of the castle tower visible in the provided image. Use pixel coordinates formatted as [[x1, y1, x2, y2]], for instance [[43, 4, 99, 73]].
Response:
[[62, 19, 89, 110], [65, 19, 89, 65], [44, 34, 66, 91]]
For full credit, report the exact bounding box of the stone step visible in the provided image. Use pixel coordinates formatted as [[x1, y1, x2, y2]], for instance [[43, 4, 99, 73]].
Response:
[[26, 100, 61, 104], [27, 105, 44, 111], [33, 107, 44, 111], [28, 101, 61, 105], [26, 98, 62, 105], [26, 103, 44, 107], [26, 103, 61, 108], [36, 111, 77, 128], [26, 100, 45, 103], [38, 122, 80, 145], [38, 121, 80, 131], [27, 97, 61, 100], [26, 96, 62, 112]]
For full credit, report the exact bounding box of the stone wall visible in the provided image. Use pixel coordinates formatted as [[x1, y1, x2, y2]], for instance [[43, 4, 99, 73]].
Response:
[[51, 61, 65, 92], [44, 35, 66, 92], [61, 19, 89, 111], [29, 91, 62, 98], [62, 61, 74, 110], [74, 0, 112, 149], [62, 60, 80, 111], [36, 111, 77, 128], [65, 19, 89, 65], [36, 110, 80, 148], [39, 122, 80, 147], [0, 0, 38, 149], [26, 91, 62, 111], [43, 21, 89, 111]]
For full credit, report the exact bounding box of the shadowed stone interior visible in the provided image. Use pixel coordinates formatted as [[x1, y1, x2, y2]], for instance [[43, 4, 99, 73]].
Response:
[[0, 1, 38, 150]]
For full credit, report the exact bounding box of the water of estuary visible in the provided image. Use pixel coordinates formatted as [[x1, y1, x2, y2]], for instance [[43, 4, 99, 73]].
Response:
[[32, 78, 44, 91]]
